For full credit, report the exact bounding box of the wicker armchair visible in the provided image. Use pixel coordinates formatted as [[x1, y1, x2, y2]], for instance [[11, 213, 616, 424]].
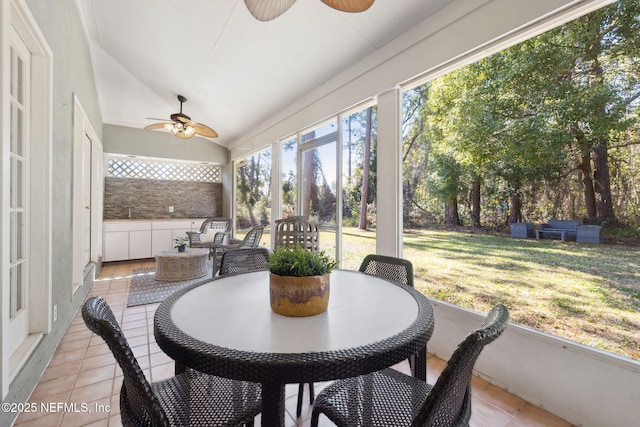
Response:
[[211, 225, 266, 273], [217, 248, 270, 277], [311, 304, 509, 427], [359, 254, 414, 287], [186, 217, 233, 249], [82, 296, 261, 427]]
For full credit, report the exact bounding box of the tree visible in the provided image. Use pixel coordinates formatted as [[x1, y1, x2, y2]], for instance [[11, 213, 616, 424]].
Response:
[[359, 107, 373, 229]]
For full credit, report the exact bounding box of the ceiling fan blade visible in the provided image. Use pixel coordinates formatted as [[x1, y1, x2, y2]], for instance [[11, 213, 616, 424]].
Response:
[[194, 122, 219, 138], [244, 0, 296, 21], [144, 122, 172, 130], [321, 0, 374, 13]]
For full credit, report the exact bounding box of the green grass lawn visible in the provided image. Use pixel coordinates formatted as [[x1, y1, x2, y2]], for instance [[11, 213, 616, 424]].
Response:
[[351, 228, 639, 360], [248, 226, 640, 360]]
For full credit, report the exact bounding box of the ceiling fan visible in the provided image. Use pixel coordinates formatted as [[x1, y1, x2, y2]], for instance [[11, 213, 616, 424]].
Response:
[[244, 0, 374, 22], [144, 95, 218, 139]]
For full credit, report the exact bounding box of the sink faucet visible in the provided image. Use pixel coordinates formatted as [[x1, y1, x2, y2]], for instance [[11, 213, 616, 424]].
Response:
[[128, 207, 132, 219]]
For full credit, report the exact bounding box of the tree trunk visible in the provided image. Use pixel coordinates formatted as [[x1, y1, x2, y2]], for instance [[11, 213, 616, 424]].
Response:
[[303, 150, 314, 217], [444, 201, 461, 226], [592, 142, 615, 222], [359, 108, 372, 230], [578, 152, 597, 220], [240, 168, 247, 203], [508, 192, 521, 224], [470, 180, 481, 227]]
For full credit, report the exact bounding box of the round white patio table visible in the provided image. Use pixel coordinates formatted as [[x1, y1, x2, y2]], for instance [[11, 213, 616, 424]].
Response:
[[154, 269, 434, 427]]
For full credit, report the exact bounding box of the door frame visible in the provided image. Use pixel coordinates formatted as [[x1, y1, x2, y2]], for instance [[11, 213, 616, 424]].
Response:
[[1, 0, 53, 396], [72, 95, 103, 292]]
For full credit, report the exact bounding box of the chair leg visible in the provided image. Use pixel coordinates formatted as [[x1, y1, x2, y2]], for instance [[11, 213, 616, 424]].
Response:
[[310, 408, 320, 427], [296, 383, 305, 417], [296, 382, 315, 417]]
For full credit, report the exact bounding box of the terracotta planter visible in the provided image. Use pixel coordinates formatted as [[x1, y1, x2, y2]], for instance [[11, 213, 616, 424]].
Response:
[[269, 272, 330, 317]]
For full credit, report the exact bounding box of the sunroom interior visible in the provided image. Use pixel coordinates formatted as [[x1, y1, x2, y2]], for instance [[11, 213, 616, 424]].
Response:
[[1, 0, 638, 426]]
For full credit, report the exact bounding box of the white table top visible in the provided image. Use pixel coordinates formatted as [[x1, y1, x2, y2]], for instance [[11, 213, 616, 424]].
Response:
[[171, 269, 419, 354]]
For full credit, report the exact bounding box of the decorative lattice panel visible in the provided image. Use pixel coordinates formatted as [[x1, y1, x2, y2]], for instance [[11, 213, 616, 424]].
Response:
[[106, 158, 221, 183]]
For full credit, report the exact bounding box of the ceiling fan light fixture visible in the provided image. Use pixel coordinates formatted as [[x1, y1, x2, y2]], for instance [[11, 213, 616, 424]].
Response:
[[183, 125, 195, 137], [144, 95, 218, 139]]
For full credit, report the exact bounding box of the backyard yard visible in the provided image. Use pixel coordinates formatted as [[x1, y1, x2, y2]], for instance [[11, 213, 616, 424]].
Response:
[[341, 228, 640, 360]]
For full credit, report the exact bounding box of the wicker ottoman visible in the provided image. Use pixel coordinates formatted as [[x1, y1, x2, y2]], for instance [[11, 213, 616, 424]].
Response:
[[155, 248, 210, 281]]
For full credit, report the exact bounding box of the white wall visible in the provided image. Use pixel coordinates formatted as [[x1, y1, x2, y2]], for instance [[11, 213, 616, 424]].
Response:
[[103, 124, 229, 164], [430, 301, 640, 427]]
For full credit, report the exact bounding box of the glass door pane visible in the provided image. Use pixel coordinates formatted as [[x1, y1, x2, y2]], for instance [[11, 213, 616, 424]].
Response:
[[281, 137, 297, 218], [235, 147, 272, 246], [340, 106, 377, 270], [301, 141, 337, 260]]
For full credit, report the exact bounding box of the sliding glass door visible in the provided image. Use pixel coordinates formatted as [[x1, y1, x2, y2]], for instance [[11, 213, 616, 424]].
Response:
[[299, 122, 339, 261]]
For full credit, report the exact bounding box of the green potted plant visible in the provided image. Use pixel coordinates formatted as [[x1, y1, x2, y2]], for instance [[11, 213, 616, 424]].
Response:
[[267, 246, 338, 317], [174, 236, 188, 252]]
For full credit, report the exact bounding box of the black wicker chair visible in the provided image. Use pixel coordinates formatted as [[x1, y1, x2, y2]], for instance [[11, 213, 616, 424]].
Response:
[[217, 247, 270, 277], [359, 254, 414, 288], [311, 304, 510, 427], [360, 254, 416, 371], [82, 296, 261, 427]]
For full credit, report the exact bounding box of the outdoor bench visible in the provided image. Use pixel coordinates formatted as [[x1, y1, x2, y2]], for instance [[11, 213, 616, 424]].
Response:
[[536, 219, 580, 241]]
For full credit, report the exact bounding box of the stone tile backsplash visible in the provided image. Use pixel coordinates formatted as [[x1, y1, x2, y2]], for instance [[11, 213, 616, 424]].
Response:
[[104, 177, 222, 219]]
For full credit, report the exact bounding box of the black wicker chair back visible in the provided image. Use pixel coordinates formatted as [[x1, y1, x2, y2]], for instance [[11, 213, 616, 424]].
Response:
[[83, 296, 262, 427], [412, 304, 509, 426], [82, 296, 169, 426], [311, 304, 509, 427], [359, 254, 414, 287], [218, 248, 270, 276]]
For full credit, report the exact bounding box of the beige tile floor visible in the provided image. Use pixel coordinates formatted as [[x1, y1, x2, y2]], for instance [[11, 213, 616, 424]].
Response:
[[14, 260, 576, 427]]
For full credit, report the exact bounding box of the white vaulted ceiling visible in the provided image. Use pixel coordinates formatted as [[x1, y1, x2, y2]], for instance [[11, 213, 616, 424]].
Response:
[[76, 0, 451, 147]]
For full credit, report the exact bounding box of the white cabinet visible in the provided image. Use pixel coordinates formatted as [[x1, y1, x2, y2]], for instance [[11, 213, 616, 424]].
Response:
[[103, 221, 152, 262], [151, 229, 173, 254], [152, 220, 203, 254], [130, 230, 152, 259], [103, 231, 129, 261], [104, 219, 205, 262]]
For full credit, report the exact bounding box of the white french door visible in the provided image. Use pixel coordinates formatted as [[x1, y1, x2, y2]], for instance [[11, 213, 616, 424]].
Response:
[[8, 28, 31, 356], [82, 133, 92, 268]]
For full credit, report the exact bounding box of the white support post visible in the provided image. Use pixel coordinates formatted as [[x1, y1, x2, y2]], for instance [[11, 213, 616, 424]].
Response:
[[375, 87, 403, 257]]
